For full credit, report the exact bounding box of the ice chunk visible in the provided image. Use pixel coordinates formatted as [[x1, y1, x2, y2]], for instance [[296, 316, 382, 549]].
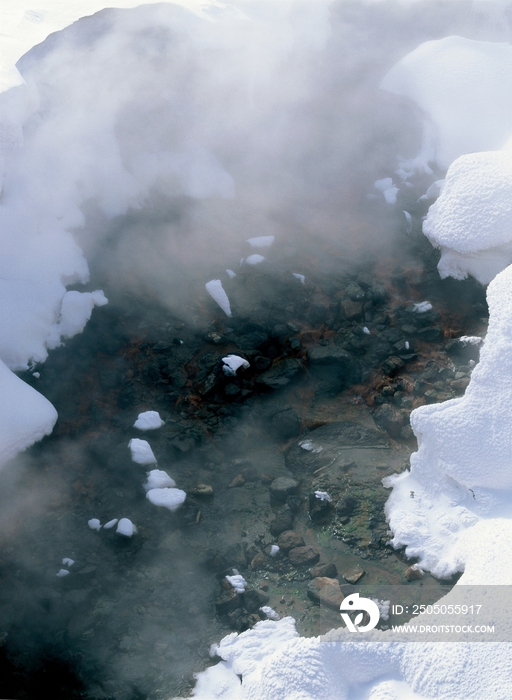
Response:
[[128, 438, 157, 465], [413, 301, 432, 313], [226, 269, 236, 279], [133, 410, 164, 431], [314, 491, 332, 502], [62, 558, 75, 567], [116, 518, 137, 537], [247, 236, 275, 248], [143, 469, 176, 490], [56, 569, 69, 577], [146, 487, 187, 511], [222, 355, 250, 376], [292, 273, 305, 284], [205, 279, 232, 317], [225, 574, 246, 593], [103, 519, 118, 529], [88, 518, 101, 531], [245, 254, 265, 265]]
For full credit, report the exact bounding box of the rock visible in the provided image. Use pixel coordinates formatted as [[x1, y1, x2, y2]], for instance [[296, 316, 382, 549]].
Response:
[[225, 384, 241, 396], [243, 588, 270, 614], [340, 299, 364, 320], [269, 505, 295, 536], [335, 496, 357, 518], [259, 581, 269, 591], [241, 465, 259, 482], [422, 359, 441, 382], [356, 272, 373, 290], [309, 563, 338, 579], [342, 565, 365, 584], [445, 337, 481, 363], [215, 580, 242, 615], [451, 377, 470, 391], [269, 406, 301, 439], [416, 327, 443, 342], [229, 474, 245, 488], [288, 546, 320, 566], [277, 530, 305, 552], [253, 356, 272, 371], [309, 303, 329, 324], [345, 282, 366, 301], [269, 477, 299, 502], [308, 492, 333, 522], [250, 552, 267, 570], [257, 358, 304, 389], [189, 484, 214, 497], [373, 404, 405, 438], [370, 284, 389, 305], [307, 577, 344, 609], [382, 356, 404, 377], [307, 344, 359, 395], [404, 565, 423, 582]]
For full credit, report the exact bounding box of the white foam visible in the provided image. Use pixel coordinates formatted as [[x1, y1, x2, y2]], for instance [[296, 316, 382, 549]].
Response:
[[133, 410, 164, 431]]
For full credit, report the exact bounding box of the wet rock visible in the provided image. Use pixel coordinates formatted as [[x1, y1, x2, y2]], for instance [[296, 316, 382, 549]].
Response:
[[250, 552, 267, 570], [205, 331, 226, 344], [257, 358, 304, 389], [416, 327, 443, 342], [373, 404, 405, 438], [342, 564, 365, 584], [370, 284, 390, 305], [307, 577, 344, 609], [229, 474, 245, 488], [382, 356, 404, 377], [277, 530, 305, 552], [345, 282, 365, 301], [243, 588, 270, 614], [215, 580, 242, 615], [269, 477, 299, 502], [445, 337, 481, 363], [253, 356, 272, 371], [308, 492, 333, 523], [421, 359, 441, 382], [404, 565, 423, 581], [268, 405, 301, 439], [189, 484, 214, 498], [306, 344, 358, 394], [424, 389, 438, 403], [335, 496, 357, 518], [269, 505, 295, 536], [340, 299, 364, 320], [451, 377, 470, 392], [288, 546, 320, 567], [225, 384, 241, 396], [241, 464, 259, 482], [309, 562, 338, 579], [204, 550, 229, 573]]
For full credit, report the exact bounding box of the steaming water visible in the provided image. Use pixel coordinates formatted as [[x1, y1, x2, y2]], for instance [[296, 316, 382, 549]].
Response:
[[0, 1, 509, 698]]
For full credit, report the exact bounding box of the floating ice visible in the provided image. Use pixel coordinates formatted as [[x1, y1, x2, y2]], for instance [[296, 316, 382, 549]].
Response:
[[87, 518, 101, 531], [225, 574, 246, 594], [413, 301, 432, 313], [143, 469, 176, 490], [205, 279, 232, 317], [222, 354, 250, 376], [292, 273, 305, 284], [56, 569, 69, 577], [103, 519, 118, 529], [269, 545, 279, 557], [128, 438, 157, 465], [116, 518, 137, 537], [245, 254, 265, 265], [247, 236, 275, 248], [226, 269, 236, 279], [314, 491, 331, 502], [374, 177, 399, 204], [133, 410, 164, 431], [62, 558, 75, 567], [146, 487, 187, 511], [260, 606, 280, 620]]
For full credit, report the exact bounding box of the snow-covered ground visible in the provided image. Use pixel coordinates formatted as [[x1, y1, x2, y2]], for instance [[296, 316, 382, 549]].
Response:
[[2, 2, 512, 699]]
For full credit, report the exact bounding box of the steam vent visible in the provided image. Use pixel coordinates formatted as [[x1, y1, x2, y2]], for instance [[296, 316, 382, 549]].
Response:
[[0, 1, 511, 699]]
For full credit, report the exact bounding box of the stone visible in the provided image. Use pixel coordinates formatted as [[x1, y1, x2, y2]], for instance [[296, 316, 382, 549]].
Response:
[[356, 272, 373, 289], [451, 377, 471, 392], [373, 404, 405, 438], [215, 580, 242, 614], [308, 492, 333, 522], [241, 465, 259, 482], [342, 564, 365, 584], [309, 562, 338, 579], [243, 588, 270, 614], [345, 282, 366, 301], [189, 484, 213, 497], [445, 337, 481, 363], [307, 344, 359, 395], [259, 581, 269, 591], [307, 577, 344, 609], [335, 496, 357, 518], [404, 565, 423, 582], [416, 327, 443, 342], [269, 506, 295, 536], [370, 284, 389, 304], [269, 406, 301, 439], [382, 356, 404, 376], [229, 474, 245, 488], [288, 546, 320, 566], [341, 299, 364, 320], [277, 530, 305, 552], [225, 384, 241, 396], [269, 477, 299, 502], [250, 552, 267, 570], [257, 358, 304, 389]]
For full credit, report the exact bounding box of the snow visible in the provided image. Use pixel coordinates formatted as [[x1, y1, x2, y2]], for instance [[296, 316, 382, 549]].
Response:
[[260, 606, 280, 621], [225, 574, 247, 594], [245, 254, 265, 265], [143, 469, 176, 490], [103, 519, 118, 529], [412, 301, 432, 313], [116, 518, 136, 537], [146, 487, 187, 511], [314, 491, 331, 502], [88, 518, 101, 531], [292, 273, 305, 284], [56, 569, 69, 577], [247, 236, 275, 248], [374, 177, 399, 204], [133, 410, 164, 431], [226, 269, 237, 279], [128, 438, 157, 465], [269, 545, 279, 557], [222, 355, 250, 376], [62, 558, 74, 566], [205, 280, 232, 317], [0, 358, 57, 467]]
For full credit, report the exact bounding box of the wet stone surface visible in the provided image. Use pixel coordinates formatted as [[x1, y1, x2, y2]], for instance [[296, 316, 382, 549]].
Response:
[[0, 210, 488, 699]]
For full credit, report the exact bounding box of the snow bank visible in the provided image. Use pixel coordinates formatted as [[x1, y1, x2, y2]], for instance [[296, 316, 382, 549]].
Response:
[[380, 36, 512, 170]]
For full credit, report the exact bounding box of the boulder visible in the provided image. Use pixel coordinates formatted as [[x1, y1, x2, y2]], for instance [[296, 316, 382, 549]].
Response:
[[307, 577, 344, 609], [288, 546, 320, 567], [257, 358, 304, 389], [269, 477, 299, 502], [309, 563, 338, 579], [342, 564, 365, 584], [277, 530, 305, 552]]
